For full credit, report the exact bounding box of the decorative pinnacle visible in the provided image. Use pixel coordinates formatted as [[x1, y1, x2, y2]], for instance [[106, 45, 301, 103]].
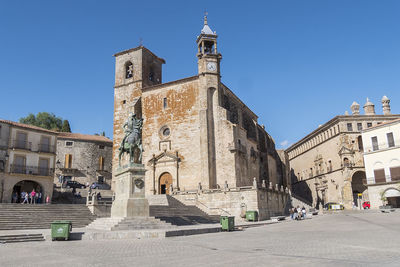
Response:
[[204, 11, 208, 25]]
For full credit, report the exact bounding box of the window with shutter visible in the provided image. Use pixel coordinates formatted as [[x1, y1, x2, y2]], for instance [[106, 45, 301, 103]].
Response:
[[371, 136, 379, 151], [64, 154, 72, 168], [374, 169, 386, 183], [390, 166, 400, 181], [99, 156, 104, 171], [387, 132, 395, 148]]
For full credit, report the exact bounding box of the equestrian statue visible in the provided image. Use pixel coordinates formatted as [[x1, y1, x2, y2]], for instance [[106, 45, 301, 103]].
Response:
[[118, 112, 143, 166]]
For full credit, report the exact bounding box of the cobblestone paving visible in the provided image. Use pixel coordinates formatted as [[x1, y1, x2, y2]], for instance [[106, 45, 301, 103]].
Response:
[[1, 212, 399, 266]]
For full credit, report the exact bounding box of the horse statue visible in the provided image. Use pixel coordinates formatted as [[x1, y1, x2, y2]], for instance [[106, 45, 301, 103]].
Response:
[[118, 113, 143, 166]]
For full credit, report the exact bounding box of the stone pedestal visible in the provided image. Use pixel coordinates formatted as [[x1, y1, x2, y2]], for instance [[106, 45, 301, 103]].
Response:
[[111, 163, 149, 218]]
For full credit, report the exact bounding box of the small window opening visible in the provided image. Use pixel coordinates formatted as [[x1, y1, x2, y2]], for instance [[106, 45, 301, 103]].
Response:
[[65, 141, 73, 147], [125, 62, 133, 78], [163, 98, 167, 109], [347, 123, 353, 131]]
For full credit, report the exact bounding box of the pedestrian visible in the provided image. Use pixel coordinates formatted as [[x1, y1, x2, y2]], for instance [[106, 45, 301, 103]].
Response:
[[296, 206, 301, 220], [37, 192, 42, 204], [22, 192, 29, 204], [289, 208, 294, 220], [293, 207, 298, 220], [34, 191, 38, 204], [20, 191, 25, 203], [30, 189, 36, 204], [301, 206, 306, 220], [45, 195, 50, 204], [12, 192, 18, 203]]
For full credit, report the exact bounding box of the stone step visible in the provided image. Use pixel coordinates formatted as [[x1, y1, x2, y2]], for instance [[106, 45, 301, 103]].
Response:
[[0, 204, 96, 230], [0, 234, 45, 243]]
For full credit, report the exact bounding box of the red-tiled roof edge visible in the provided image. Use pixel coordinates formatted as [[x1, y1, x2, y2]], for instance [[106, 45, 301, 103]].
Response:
[[57, 132, 113, 143], [0, 119, 58, 134]]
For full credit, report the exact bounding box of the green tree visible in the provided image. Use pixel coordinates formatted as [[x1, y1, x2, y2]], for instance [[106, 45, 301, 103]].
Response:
[[61, 120, 72, 132], [19, 112, 65, 131]]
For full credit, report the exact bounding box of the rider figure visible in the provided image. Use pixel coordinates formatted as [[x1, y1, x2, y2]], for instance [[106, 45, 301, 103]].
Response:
[[119, 112, 143, 150]]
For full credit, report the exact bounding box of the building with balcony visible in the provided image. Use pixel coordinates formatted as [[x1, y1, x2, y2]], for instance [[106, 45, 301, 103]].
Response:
[[286, 97, 400, 209], [0, 119, 57, 203], [55, 133, 112, 187], [362, 118, 400, 208]]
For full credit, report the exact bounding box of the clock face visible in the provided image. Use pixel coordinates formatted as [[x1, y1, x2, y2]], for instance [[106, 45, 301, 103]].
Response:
[[207, 62, 217, 71]]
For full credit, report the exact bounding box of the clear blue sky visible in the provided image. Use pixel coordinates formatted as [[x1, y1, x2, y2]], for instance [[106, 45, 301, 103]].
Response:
[[1, 0, 399, 148]]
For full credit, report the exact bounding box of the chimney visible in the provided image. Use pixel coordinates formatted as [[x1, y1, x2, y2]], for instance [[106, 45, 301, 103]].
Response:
[[363, 98, 375, 115], [350, 101, 360, 115], [381, 95, 391, 115]]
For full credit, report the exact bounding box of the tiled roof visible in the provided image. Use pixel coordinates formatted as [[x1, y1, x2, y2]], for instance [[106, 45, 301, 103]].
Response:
[[0, 119, 58, 134], [57, 132, 112, 143]]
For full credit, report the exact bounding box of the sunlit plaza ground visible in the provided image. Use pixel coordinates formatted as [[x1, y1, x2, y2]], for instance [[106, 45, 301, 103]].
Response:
[[1, 212, 399, 267]]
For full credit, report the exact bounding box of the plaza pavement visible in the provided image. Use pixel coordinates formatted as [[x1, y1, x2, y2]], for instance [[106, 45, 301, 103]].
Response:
[[1, 212, 399, 266]]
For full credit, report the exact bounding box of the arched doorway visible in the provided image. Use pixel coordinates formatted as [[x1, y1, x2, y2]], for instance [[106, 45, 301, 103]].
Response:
[[159, 172, 172, 195], [351, 171, 367, 207], [12, 180, 42, 203], [384, 188, 400, 208]]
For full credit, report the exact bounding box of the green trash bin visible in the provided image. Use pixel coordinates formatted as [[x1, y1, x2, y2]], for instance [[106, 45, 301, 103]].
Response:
[[220, 216, 235, 231], [246, 211, 258, 222], [51, 220, 72, 241]]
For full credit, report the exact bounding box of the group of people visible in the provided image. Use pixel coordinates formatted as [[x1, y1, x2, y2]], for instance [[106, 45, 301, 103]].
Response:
[[290, 206, 307, 220], [12, 189, 49, 204]]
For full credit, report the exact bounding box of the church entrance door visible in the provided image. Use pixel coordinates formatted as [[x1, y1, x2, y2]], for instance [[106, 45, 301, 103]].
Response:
[[159, 172, 172, 195]]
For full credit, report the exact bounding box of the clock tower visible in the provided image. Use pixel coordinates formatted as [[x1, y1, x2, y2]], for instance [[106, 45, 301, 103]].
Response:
[[196, 15, 222, 75], [196, 15, 221, 190]]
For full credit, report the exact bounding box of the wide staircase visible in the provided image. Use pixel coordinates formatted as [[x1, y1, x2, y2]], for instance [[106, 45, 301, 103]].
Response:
[[86, 217, 174, 231], [0, 204, 96, 230], [290, 195, 313, 211], [149, 195, 220, 226]]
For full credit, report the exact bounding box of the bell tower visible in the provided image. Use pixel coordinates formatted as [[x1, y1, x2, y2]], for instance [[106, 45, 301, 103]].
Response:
[[196, 15, 222, 75], [196, 14, 220, 190]]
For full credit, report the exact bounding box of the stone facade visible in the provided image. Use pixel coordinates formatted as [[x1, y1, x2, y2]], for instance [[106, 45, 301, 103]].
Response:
[[361, 118, 400, 208], [286, 98, 400, 209], [55, 133, 113, 187], [0, 119, 57, 203], [174, 186, 289, 222], [112, 17, 289, 217]]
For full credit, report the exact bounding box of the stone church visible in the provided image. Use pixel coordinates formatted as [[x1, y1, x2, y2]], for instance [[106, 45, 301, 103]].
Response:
[[112, 16, 289, 219]]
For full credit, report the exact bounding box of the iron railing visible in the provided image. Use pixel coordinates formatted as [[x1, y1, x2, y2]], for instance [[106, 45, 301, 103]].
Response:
[[10, 164, 54, 176], [10, 139, 31, 150], [38, 143, 56, 153]]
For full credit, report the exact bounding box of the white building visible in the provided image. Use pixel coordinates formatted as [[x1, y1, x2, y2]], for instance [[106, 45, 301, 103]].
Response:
[[362, 118, 400, 208], [0, 119, 57, 203]]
